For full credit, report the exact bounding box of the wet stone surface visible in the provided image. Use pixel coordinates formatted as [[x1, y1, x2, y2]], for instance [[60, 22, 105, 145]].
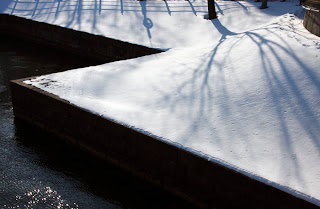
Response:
[[0, 33, 197, 209]]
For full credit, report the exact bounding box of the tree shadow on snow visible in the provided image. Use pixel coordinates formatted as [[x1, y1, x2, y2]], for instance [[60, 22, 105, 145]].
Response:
[[3, 0, 319, 192], [154, 18, 320, 188], [2, 0, 208, 36]]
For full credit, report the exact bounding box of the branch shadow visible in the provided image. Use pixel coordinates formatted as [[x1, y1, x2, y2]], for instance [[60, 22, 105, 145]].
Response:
[[152, 18, 320, 185]]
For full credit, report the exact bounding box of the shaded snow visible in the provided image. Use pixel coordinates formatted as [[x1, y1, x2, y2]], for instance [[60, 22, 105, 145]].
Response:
[[0, 0, 308, 49], [2, 0, 320, 206]]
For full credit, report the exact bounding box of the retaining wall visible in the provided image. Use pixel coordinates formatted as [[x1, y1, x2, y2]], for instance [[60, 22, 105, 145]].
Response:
[[11, 79, 319, 209], [0, 14, 162, 62], [304, 9, 320, 37], [6, 13, 319, 209]]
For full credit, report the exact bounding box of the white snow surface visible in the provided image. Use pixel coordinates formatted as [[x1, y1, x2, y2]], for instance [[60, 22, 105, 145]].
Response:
[[0, 0, 311, 49], [2, 0, 320, 206]]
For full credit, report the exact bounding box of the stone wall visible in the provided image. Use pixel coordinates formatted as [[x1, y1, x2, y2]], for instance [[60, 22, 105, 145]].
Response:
[[303, 8, 320, 37]]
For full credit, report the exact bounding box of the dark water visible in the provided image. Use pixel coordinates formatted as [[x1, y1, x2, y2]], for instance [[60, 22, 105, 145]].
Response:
[[0, 34, 197, 209]]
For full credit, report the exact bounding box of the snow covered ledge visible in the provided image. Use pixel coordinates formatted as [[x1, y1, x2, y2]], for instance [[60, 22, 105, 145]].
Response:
[[11, 77, 319, 209], [4, 0, 320, 208]]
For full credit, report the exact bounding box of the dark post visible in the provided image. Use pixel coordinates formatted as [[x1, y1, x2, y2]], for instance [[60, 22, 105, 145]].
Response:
[[260, 0, 268, 9], [208, 0, 217, 19]]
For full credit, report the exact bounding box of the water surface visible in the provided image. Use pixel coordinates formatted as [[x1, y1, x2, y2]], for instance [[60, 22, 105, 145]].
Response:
[[0, 34, 197, 209]]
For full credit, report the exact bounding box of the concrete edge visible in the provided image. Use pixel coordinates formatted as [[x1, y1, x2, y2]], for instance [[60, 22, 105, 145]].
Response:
[[10, 79, 320, 209]]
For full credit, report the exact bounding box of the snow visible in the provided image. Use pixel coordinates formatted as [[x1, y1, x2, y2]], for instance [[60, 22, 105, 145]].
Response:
[[0, 0, 308, 49], [2, 0, 320, 206]]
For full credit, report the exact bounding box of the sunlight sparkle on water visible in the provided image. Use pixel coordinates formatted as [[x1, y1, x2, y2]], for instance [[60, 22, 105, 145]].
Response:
[[4, 187, 79, 209]]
